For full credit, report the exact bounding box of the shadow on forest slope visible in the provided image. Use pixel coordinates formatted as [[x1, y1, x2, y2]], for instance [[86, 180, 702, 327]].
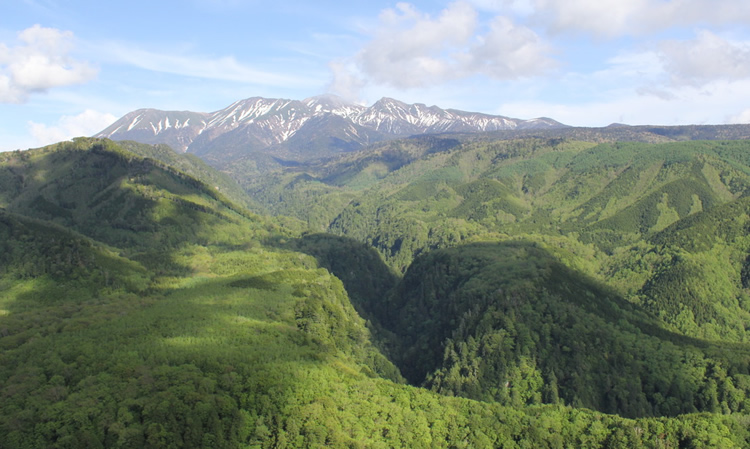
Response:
[[266, 233, 400, 322], [369, 240, 750, 418], [0, 139, 276, 277]]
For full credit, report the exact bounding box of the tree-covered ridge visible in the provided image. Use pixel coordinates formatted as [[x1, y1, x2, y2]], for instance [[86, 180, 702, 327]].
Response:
[[2, 216, 749, 449], [366, 241, 750, 418], [251, 138, 750, 341], [0, 139, 392, 446], [226, 125, 750, 228], [322, 139, 750, 265], [240, 136, 750, 416], [2, 137, 750, 447], [0, 138, 277, 265], [114, 140, 263, 212]]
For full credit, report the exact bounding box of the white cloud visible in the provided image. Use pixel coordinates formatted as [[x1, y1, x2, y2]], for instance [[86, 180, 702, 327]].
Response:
[[729, 109, 750, 123], [326, 59, 366, 103], [28, 109, 117, 147], [659, 30, 750, 85], [497, 78, 750, 126], [532, 0, 650, 36], [466, 16, 554, 78], [352, 1, 553, 90], [104, 43, 319, 88], [468, 0, 535, 15], [0, 25, 97, 103], [564, 31, 750, 102], [357, 2, 478, 88], [531, 0, 750, 37]]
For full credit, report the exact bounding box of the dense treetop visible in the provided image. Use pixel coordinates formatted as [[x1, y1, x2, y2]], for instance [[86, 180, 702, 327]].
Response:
[[2, 136, 750, 447]]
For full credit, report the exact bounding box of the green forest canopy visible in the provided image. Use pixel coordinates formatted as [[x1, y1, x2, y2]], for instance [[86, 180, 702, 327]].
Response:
[[2, 137, 750, 447]]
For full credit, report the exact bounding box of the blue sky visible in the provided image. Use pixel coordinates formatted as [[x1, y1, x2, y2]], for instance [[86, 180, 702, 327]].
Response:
[[3, 0, 750, 151]]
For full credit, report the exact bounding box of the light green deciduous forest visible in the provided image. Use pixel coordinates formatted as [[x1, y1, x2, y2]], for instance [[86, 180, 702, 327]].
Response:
[[2, 136, 750, 448]]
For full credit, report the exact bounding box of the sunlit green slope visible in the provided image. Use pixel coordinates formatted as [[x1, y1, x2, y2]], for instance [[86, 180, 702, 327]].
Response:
[[254, 137, 750, 341], [238, 136, 750, 421], [0, 140, 398, 447], [321, 139, 750, 267], [2, 138, 750, 448]]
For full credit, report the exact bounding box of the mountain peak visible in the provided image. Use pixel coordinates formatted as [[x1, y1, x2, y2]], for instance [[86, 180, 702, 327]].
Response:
[[302, 94, 365, 119], [372, 97, 409, 110]]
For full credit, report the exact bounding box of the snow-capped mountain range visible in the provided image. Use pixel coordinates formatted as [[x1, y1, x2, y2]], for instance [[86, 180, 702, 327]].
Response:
[[96, 94, 566, 162]]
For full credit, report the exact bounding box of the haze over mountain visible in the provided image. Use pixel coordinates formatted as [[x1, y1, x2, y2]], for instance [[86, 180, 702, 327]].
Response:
[[96, 95, 565, 163]]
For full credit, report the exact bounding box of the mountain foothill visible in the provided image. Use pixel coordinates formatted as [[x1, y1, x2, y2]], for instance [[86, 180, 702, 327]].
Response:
[[3, 95, 750, 448]]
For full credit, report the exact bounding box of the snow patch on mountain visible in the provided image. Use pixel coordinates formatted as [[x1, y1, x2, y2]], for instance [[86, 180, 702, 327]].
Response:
[[95, 94, 567, 156]]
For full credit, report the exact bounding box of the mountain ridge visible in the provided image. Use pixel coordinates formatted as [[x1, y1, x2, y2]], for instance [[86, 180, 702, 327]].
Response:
[[96, 94, 566, 162]]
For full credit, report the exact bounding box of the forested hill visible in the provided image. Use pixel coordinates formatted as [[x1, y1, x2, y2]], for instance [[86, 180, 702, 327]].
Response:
[[241, 136, 750, 414], [2, 137, 750, 447], [256, 136, 750, 332]]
